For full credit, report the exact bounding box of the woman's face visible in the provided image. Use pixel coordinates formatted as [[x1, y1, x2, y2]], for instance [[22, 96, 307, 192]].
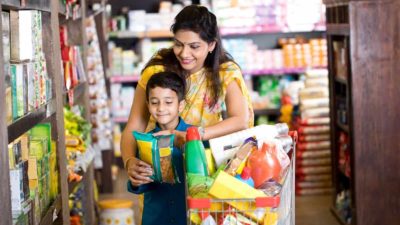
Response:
[[173, 30, 216, 74]]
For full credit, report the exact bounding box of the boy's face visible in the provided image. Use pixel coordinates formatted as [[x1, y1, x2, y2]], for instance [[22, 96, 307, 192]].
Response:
[[148, 87, 184, 130]]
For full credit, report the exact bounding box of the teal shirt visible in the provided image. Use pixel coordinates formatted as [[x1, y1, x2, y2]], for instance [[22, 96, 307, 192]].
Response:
[[127, 118, 191, 225]]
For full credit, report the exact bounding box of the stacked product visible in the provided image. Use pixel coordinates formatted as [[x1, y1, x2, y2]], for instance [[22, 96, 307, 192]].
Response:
[[85, 16, 113, 167], [110, 84, 135, 120], [108, 42, 139, 76], [211, 0, 325, 34], [296, 68, 332, 195], [280, 38, 327, 69], [6, 10, 51, 124], [222, 37, 327, 73], [64, 107, 94, 184], [8, 124, 58, 224], [59, 25, 86, 106]]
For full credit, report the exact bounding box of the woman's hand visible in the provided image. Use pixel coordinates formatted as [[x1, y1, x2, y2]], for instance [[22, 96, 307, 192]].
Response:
[[152, 130, 186, 148], [126, 157, 154, 187]]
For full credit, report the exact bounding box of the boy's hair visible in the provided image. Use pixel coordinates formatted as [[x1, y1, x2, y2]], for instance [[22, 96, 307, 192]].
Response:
[[146, 71, 186, 102]]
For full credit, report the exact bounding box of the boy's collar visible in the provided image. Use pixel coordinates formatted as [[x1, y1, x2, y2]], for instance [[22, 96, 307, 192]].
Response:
[[153, 117, 186, 132]]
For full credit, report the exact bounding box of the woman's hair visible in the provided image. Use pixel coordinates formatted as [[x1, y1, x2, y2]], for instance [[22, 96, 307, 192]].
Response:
[[146, 71, 186, 102], [142, 4, 235, 108]]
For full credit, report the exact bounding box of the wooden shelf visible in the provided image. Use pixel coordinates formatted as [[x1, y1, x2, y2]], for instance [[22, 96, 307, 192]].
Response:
[[254, 108, 281, 116], [7, 99, 56, 143], [63, 82, 87, 105], [58, 1, 67, 16], [39, 195, 62, 225], [1, 0, 20, 9], [335, 76, 348, 85], [336, 120, 349, 133], [326, 24, 350, 36], [330, 206, 351, 225], [109, 75, 140, 83], [21, 0, 51, 12]]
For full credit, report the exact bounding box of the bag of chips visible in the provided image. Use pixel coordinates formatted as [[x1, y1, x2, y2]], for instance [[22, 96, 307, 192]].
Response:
[[133, 131, 179, 184]]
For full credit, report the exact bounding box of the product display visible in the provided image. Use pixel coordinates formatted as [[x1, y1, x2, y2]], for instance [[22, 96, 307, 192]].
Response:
[[295, 69, 332, 196]]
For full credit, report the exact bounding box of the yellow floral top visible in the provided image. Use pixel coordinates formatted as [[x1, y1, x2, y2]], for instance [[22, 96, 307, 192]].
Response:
[[138, 61, 254, 131]]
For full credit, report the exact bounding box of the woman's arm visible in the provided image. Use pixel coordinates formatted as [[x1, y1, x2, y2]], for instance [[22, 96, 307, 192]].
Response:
[[203, 81, 250, 140], [121, 86, 153, 185]]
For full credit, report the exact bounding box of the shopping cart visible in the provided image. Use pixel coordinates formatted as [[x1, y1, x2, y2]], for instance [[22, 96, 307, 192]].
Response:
[[186, 131, 297, 225]]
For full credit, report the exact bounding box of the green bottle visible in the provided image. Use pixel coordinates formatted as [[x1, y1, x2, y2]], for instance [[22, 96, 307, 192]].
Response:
[[185, 127, 209, 176]]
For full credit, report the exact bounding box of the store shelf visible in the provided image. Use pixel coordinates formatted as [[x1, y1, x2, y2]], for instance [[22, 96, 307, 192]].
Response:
[[63, 82, 87, 105], [330, 206, 351, 225], [22, 0, 51, 12], [7, 99, 56, 143], [220, 25, 326, 36], [336, 120, 349, 133], [326, 24, 350, 36], [112, 117, 129, 123], [108, 29, 173, 39], [109, 75, 140, 83], [39, 195, 62, 225], [244, 67, 311, 76], [1, 0, 20, 9], [335, 76, 348, 85], [254, 108, 281, 116], [58, 1, 67, 16]]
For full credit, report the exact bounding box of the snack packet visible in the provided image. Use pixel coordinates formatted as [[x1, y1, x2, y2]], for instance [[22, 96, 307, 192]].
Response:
[[133, 131, 178, 183]]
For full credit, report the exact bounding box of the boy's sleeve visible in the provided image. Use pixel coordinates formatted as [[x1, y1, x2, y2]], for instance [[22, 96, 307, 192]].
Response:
[[127, 181, 154, 194]]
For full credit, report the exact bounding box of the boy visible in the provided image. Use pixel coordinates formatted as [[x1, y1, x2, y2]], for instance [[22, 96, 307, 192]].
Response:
[[127, 71, 190, 225]]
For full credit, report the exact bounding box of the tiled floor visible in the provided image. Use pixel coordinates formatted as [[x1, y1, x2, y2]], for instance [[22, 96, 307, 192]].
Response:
[[100, 169, 340, 225]]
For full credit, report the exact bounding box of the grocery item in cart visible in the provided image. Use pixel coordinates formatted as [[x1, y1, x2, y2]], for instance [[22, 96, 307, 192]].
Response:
[[133, 131, 178, 183], [185, 126, 209, 176], [224, 137, 257, 176], [209, 124, 289, 167]]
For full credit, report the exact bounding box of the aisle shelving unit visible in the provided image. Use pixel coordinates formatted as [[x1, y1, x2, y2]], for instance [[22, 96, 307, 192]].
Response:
[[0, 0, 97, 224], [324, 0, 400, 225]]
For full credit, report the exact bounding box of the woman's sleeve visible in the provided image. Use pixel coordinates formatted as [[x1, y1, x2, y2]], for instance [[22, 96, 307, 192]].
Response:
[[221, 62, 255, 127], [220, 62, 250, 98], [138, 65, 165, 89]]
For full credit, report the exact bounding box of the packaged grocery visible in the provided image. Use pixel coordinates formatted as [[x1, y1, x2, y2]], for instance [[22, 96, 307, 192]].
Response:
[[133, 131, 178, 184], [224, 137, 257, 176]]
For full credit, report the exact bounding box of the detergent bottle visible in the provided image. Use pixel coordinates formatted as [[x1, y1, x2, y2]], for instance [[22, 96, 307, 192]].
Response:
[[185, 127, 209, 176]]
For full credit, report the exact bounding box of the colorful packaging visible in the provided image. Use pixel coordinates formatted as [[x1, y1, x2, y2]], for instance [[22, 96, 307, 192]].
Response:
[[133, 131, 178, 184]]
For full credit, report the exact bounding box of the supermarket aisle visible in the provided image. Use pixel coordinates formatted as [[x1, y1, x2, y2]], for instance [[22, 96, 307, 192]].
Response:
[[101, 169, 340, 225], [99, 169, 141, 224], [296, 195, 340, 225]]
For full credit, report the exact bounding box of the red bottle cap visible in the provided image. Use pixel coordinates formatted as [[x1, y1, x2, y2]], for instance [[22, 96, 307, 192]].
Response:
[[241, 167, 251, 180], [186, 126, 200, 141]]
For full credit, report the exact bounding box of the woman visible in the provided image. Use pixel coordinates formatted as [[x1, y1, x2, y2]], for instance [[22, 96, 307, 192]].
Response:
[[121, 4, 254, 225]]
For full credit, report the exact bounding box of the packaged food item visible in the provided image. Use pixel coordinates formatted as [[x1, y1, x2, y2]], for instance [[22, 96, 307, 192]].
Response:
[[224, 137, 257, 176], [133, 131, 178, 184], [186, 173, 214, 198]]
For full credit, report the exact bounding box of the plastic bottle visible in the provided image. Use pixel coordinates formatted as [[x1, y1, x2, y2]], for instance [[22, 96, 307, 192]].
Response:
[[234, 167, 254, 187], [247, 142, 282, 188], [185, 127, 209, 176]]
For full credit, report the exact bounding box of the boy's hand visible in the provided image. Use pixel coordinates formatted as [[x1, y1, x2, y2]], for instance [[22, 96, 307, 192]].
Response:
[[152, 130, 186, 148], [126, 157, 154, 187]]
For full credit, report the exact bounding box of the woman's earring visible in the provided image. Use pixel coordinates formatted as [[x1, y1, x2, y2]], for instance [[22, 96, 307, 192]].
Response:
[[209, 51, 212, 54]]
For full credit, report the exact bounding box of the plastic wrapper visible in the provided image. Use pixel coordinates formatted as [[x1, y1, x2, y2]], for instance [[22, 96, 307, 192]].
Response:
[[133, 131, 178, 184]]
